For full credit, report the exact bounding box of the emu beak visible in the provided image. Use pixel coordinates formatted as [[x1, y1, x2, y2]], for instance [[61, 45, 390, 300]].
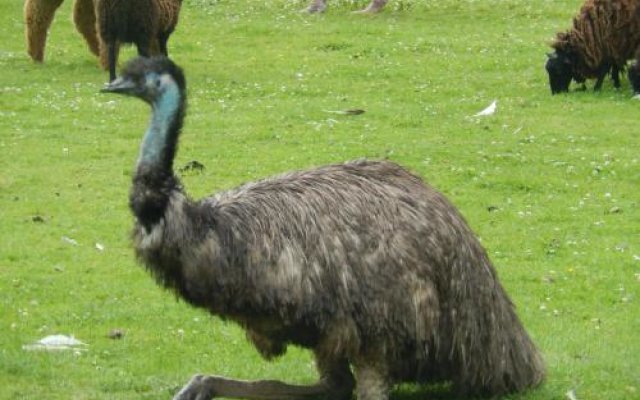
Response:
[[101, 76, 137, 95]]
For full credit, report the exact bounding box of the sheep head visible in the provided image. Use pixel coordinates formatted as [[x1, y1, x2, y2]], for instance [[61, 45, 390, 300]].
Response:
[[546, 32, 585, 94]]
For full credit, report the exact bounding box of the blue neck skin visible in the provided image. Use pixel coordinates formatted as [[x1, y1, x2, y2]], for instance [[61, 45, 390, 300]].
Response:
[[138, 78, 181, 168]]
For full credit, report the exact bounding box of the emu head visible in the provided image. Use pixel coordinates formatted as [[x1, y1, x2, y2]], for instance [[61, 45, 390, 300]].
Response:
[[101, 56, 186, 104]]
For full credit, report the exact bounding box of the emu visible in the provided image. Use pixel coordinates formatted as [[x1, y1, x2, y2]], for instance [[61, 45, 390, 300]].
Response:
[[545, 0, 640, 94], [102, 56, 545, 400], [306, 0, 389, 13], [95, 0, 182, 81]]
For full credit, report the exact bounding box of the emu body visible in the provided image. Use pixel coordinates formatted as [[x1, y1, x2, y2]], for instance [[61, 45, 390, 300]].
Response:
[[546, 0, 640, 94], [103, 57, 545, 400]]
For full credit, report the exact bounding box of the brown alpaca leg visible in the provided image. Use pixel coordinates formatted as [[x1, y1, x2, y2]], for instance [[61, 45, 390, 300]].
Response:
[[98, 38, 118, 72], [24, 0, 65, 62], [104, 39, 120, 81], [73, 0, 99, 57], [148, 38, 162, 57]]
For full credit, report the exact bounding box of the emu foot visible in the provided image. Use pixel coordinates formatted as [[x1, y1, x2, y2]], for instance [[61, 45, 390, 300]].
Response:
[[305, 0, 327, 13], [173, 375, 216, 400], [173, 374, 330, 400], [353, 0, 388, 13]]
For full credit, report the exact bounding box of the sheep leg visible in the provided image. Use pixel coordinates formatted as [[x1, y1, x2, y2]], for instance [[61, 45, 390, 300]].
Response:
[[355, 0, 389, 13], [72, 0, 100, 57], [593, 63, 610, 91], [305, 0, 327, 13], [630, 62, 640, 94], [24, 0, 65, 62], [611, 65, 621, 89], [172, 374, 331, 400]]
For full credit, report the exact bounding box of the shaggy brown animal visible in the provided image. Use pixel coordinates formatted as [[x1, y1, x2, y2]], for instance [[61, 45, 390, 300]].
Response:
[[103, 56, 546, 400], [546, 0, 640, 94], [24, 0, 99, 62], [96, 0, 182, 81], [24, 0, 181, 78], [307, 0, 389, 13]]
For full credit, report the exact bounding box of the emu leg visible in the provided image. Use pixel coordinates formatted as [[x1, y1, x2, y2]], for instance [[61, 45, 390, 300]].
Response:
[[172, 375, 330, 400], [353, 365, 391, 400], [355, 0, 389, 13], [72, 0, 100, 57], [24, 0, 65, 62], [315, 356, 355, 400], [351, 349, 391, 400], [305, 0, 327, 13]]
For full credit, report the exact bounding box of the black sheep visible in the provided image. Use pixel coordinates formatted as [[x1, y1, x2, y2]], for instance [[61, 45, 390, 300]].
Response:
[[546, 0, 640, 94]]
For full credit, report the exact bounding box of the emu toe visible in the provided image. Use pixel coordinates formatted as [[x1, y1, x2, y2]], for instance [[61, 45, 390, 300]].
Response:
[[173, 375, 216, 400]]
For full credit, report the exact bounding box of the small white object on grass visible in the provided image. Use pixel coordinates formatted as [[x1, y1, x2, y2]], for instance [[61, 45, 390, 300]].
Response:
[[473, 100, 497, 117], [61, 236, 78, 246], [566, 388, 578, 400], [23, 334, 88, 351]]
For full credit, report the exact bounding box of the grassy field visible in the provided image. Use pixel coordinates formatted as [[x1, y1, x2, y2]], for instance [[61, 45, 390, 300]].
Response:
[[1, 0, 638, 399]]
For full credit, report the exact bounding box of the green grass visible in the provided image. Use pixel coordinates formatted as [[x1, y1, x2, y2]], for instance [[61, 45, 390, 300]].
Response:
[[1, 0, 638, 399]]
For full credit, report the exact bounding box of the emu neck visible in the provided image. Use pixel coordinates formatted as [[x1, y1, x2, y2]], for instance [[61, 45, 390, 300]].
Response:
[[131, 82, 185, 230], [138, 83, 184, 174]]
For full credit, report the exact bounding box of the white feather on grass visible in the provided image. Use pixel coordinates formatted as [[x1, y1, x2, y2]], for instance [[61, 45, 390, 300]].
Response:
[[473, 100, 497, 117]]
